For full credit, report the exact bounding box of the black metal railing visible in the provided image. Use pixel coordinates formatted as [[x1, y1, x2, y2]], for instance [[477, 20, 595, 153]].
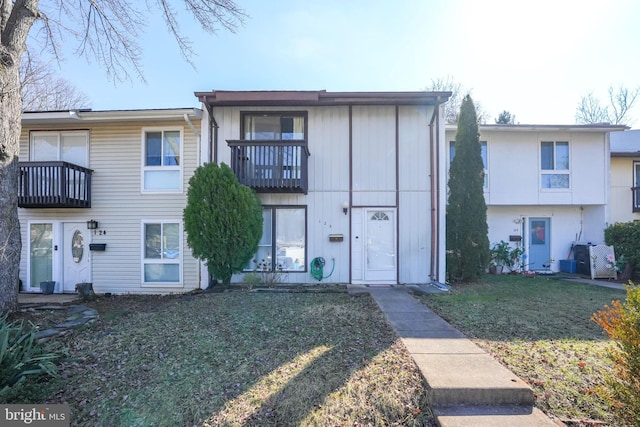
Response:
[[19, 161, 93, 208], [227, 140, 310, 194], [633, 186, 640, 213]]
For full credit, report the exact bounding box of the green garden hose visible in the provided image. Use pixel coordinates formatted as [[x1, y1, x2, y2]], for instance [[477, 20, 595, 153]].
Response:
[[310, 257, 335, 281]]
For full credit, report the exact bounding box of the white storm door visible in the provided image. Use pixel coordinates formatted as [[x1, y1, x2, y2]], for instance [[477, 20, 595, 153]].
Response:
[[63, 223, 91, 292], [364, 209, 397, 282]]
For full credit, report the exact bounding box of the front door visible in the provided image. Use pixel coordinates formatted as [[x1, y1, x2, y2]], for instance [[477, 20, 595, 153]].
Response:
[[62, 223, 91, 292], [528, 217, 551, 271], [364, 209, 397, 282]]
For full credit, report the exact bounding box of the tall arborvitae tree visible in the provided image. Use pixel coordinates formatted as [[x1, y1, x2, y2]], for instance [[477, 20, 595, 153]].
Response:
[[446, 95, 490, 282]]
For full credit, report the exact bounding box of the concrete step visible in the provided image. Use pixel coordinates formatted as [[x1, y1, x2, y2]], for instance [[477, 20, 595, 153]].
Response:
[[434, 405, 563, 427], [412, 351, 534, 407]]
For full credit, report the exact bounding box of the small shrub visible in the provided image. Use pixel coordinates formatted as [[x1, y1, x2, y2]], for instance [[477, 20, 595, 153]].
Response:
[[0, 315, 63, 402], [592, 282, 640, 426], [253, 258, 287, 287], [243, 272, 261, 288]]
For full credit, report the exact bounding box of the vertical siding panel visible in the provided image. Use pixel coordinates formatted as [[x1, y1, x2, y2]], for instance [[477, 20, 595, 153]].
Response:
[[352, 105, 396, 206], [398, 106, 431, 283]]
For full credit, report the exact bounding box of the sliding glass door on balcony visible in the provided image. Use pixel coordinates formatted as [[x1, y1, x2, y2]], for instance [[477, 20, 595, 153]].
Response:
[[228, 113, 309, 193], [20, 131, 92, 208]]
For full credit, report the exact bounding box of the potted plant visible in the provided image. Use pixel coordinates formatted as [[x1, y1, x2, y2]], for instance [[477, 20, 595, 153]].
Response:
[[489, 241, 525, 274], [489, 241, 510, 274], [506, 245, 525, 273]]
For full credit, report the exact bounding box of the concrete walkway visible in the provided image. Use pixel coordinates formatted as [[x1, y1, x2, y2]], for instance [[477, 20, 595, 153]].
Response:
[[348, 284, 563, 427]]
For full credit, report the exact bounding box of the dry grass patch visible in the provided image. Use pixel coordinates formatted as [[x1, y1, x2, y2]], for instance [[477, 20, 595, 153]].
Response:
[[418, 275, 625, 426], [10, 291, 434, 426]]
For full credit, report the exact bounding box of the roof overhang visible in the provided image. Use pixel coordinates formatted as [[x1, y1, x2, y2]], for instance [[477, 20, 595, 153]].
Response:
[[611, 152, 640, 157], [446, 124, 630, 132], [22, 108, 203, 126], [194, 90, 452, 107]]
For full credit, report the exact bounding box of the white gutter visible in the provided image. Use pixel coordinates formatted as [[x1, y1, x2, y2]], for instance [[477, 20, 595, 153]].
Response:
[[184, 113, 201, 167], [183, 112, 203, 289]]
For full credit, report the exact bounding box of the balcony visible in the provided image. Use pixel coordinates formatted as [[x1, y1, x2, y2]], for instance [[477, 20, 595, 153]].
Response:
[[19, 161, 93, 208], [634, 186, 640, 213], [227, 140, 310, 194]]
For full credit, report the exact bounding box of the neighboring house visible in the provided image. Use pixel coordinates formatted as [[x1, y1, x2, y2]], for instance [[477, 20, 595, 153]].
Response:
[[610, 129, 640, 224], [18, 108, 203, 294], [445, 124, 627, 273], [194, 90, 451, 286]]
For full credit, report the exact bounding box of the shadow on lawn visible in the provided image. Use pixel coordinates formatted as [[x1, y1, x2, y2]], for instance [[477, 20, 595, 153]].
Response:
[[23, 291, 431, 426]]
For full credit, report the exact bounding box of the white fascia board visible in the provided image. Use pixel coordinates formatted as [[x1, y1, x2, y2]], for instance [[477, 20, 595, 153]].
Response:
[[22, 108, 203, 125]]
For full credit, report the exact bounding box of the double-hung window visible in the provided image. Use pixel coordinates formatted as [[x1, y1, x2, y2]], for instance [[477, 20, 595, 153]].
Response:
[[142, 128, 182, 192], [449, 140, 488, 188], [249, 206, 306, 272], [142, 221, 182, 285], [540, 141, 569, 189]]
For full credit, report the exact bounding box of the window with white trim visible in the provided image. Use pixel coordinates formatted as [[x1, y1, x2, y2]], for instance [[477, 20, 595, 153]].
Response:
[[540, 141, 569, 189], [142, 221, 182, 285], [142, 128, 182, 192], [248, 207, 306, 272]]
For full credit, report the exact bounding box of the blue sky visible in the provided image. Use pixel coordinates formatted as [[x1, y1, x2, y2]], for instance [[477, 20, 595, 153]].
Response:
[[52, 0, 640, 127]]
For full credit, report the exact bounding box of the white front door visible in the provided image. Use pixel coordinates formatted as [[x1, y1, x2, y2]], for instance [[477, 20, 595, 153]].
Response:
[[62, 223, 91, 292], [364, 209, 397, 282]]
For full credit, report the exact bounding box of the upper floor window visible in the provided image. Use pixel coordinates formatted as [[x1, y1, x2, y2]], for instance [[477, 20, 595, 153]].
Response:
[[30, 131, 89, 167], [449, 140, 488, 188], [142, 128, 182, 192], [540, 141, 569, 189], [243, 113, 306, 140]]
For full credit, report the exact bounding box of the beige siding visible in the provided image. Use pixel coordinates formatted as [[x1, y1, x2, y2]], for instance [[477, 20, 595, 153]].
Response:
[[18, 119, 201, 294], [610, 157, 640, 223]]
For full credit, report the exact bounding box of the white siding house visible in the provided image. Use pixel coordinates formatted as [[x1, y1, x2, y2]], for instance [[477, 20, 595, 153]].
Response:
[[195, 90, 451, 286], [445, 124, 627, 273], [18, 109, 203, 294]]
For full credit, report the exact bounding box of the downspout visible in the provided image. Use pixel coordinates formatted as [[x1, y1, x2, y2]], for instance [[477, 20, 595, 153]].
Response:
[[184, 111, 202, 288], [434, 98, 442, 281], [428, 103, 438, 282], [348, 104, 353, 284], [203, 103, 218, 164], [395, 104, 400, 284], [183, 113, 201, 167]]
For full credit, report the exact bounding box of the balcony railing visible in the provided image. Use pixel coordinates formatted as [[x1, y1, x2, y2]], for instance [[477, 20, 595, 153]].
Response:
[[227, 140, 310, 194], [19, 161, 93, 208], [633, 186, 640, 213]]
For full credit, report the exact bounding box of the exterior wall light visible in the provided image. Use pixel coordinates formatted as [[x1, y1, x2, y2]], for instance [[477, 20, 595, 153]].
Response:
[[342, 202, 349, 215]]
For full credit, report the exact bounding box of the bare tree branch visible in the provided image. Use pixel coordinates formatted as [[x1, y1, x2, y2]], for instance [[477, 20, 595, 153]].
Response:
[[576, 86, 639, 125], [425, 75, 487, 124], [20, 52, 91, 110], [27, 0, 247, 83], [608, 85, 639, 125]]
